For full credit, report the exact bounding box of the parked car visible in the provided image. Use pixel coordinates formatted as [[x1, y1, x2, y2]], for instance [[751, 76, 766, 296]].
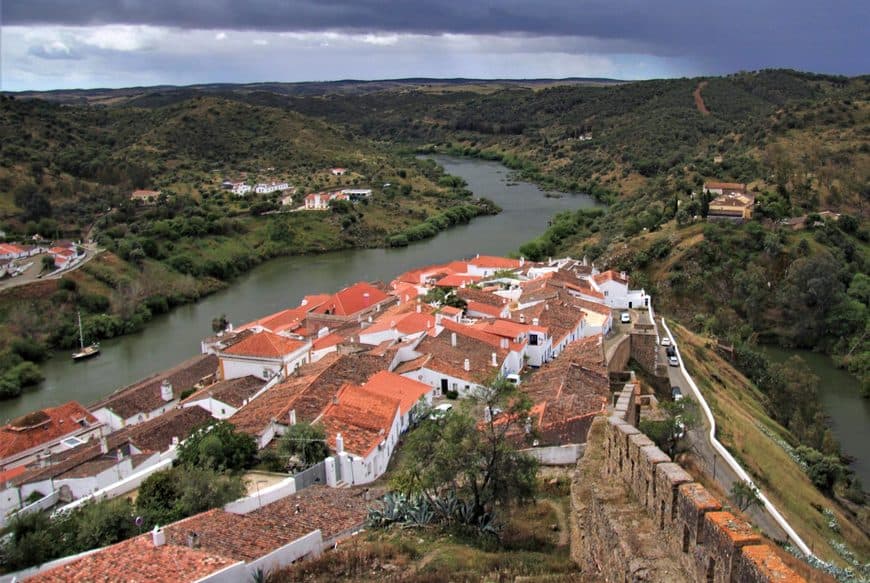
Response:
[[668, 355, 680, 367], [661, 337, 671, 346], [671, 386, 683, 401], [505, 373, 522, 386], [429, 403, 453, 420], [665, 346, 677, 358], [620, 312, 631, 323]]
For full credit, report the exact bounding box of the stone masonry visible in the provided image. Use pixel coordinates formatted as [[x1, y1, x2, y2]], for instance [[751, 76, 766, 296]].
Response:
[[571, 383, 806, 582]]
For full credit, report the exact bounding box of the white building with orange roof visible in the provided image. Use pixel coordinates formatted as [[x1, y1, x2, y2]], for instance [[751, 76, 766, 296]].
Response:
[[358, 370, 435, 431], [466, 254, 524, 277], [217, 331, 311, 380], [358, 308, 437, 346], [588, 269, 649, 309], [318, 382, 402, 484]]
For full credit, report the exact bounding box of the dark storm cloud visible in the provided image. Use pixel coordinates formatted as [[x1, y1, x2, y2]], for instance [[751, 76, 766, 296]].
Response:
[[3, 0, 868, 74]]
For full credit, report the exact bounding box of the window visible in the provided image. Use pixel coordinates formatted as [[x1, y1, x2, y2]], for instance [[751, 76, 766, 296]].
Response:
[[529, 334, 538, 346], [221, 408, 226, 415], [604, 291, 609, 296]]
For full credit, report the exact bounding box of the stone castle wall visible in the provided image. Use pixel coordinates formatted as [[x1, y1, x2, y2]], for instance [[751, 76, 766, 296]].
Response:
[[572, 384, 805, 582]]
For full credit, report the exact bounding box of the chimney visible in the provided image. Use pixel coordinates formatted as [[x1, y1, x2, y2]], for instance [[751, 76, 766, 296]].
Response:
[[336, 433, 344, 453], [532, 318, 539, 326], [99, 436, 108, 454], [187, 532, 199, 549], [519, 314, 526, 324], [463, 358, 470, 372], [435, 313, 443, 326], [520, 256, 525, 266], [545, 303, 549, 311], [289, 409, 297, 425], [500, 337, 508, 349], [152, 526, 166, 548], [416, 303, 421, 313], [451, 332, 457, 347], [491, 352, 498, 367], [363, 292, 370, 307], [171, 436, 179, 447], [160, 379, 173, 402]]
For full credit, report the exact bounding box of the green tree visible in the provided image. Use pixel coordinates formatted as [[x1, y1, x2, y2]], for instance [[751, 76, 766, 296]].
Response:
[[136, 466, 245, 525], [639, 399, 699, 457], [730, 480, 762, 512], [278, 422, 330, 471], [13, 183, 52, 222], [390, 385, 537, 523], [176, 420, 257, 472], [211, 314, 229, 334]]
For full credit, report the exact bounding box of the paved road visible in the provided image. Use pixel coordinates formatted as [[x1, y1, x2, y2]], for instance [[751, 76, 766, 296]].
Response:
[[659, 322, 789, 542], [0, 245, 102, 292]]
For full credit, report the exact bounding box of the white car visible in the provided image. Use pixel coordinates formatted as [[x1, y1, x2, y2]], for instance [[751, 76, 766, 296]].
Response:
[[661, 337, 671, 346], [505, 373, 521, 386], [620, 312, 631, 324], [668, 355, 679, 367]]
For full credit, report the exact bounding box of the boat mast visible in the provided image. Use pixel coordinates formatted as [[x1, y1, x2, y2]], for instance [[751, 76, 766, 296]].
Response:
[[78, 311, 84, 350]]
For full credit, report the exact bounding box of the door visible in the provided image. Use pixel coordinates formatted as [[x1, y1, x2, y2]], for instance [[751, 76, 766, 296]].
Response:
[[440, 379, 448, 394]]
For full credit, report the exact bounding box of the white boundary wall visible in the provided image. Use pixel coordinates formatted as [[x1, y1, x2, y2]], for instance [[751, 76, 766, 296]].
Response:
[[660, 318, 814, 558]]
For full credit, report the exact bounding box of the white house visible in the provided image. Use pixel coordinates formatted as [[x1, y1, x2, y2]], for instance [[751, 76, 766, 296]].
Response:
[[218, 331, 311, 381], [254, 181, 290, 194], [90, 355, 219, 432], [222, 181, 252, 196], [357, 370, 435, 432], [588, 270, 649, 309], [319, 383, 402, 485], [181, 376, 266, 420], [340, 188, 372, 201]]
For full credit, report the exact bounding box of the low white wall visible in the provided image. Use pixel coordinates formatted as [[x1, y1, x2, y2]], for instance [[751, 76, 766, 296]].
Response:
[[224, 476, 296, 515], [198, 562, 248, 583], [246, 530, 322, 576], [521, 443, 585, 465], [4, 488, 60, 526], [55, 453, 176, 515]]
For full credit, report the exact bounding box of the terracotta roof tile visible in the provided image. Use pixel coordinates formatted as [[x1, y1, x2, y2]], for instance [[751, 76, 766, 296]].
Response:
[[361, 371, 431, 415], [319, 384, 399, 456], [468, 255, 521, 269], [222, 331, 306, 359], [92, 355, 219, 419], [182, 376, 265, 409], [0, 402, 98, 461], [29, 533, 240, 583], [313, 282, 391, 317]]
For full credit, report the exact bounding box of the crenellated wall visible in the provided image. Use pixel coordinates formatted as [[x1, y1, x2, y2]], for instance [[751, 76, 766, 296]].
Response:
[[572, 383, 806, 583]]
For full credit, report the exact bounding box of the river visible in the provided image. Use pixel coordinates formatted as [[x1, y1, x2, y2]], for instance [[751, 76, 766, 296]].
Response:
[[1, 156, 598, 421], [762, 346, 870, 486]]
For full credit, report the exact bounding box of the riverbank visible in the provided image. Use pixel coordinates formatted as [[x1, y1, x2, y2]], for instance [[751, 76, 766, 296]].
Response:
[[0, 156, 600, 419], [762, 346, 870, 486]]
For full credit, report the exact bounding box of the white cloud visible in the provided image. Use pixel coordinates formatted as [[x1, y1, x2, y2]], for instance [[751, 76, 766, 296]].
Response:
[[1, 25, 698, 91]]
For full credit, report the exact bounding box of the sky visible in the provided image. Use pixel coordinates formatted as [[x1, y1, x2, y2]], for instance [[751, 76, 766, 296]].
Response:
[[1, 0, 867, 91]]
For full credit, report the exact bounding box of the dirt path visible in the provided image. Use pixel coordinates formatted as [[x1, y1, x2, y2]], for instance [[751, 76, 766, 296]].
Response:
[[541, 498, 569, 546], [693, 81, 710, 115]]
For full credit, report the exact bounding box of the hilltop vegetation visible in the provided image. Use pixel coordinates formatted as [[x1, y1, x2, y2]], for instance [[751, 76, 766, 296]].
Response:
[[0, 94, 495, 394]]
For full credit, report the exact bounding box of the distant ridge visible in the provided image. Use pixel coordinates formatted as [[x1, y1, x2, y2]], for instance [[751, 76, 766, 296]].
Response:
[[3, 77, 629, 105]]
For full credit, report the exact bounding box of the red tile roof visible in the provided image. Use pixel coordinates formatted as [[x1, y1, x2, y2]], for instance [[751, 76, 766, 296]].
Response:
[[362, 311, 435, 337], [222, 331, 306, 359], [30, 533, 240, 583], [312, 282, 390, 317], [312, 332, 345, 351], [362, 371, 432, 415], [319, 383, 399, 456], [472, 318, 529, 340], [181, 376, 265, 409], [468, 255, 521, 269], [465, 300, 505, 318], [0, 402, 98, 461], [593, 270, 628, 286], [435, 274, 482, 287], [92, 355, 219, 419]]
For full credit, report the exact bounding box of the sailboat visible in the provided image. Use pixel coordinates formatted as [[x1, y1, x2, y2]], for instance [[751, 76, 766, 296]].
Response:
[[72, 311, 100, 361]]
